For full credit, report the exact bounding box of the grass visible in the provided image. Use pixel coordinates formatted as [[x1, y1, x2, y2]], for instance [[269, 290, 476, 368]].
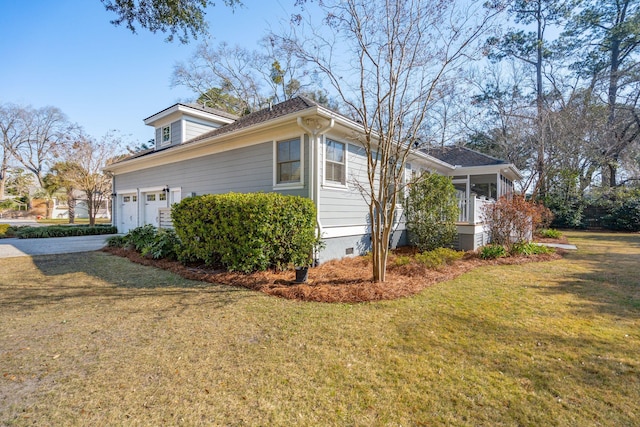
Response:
[[0, 230, 638, 426]]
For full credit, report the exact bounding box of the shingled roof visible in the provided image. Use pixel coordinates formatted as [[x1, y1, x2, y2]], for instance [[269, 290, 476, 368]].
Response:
[[187, 96, 319, 144], [424, 146, 506, 167], [116, 96, 320, 164]]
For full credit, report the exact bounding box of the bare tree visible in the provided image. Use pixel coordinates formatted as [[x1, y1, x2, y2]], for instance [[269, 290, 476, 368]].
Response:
[[0, 104, 26, 200], [172, 37, 319, 115], [58, 133, 125, 225], [8, 105, 79, 217], [281, 0, 502, 282]]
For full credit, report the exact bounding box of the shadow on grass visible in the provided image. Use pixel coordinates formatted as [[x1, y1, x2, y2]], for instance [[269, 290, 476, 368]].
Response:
[[0, 252, 254, 311], [538, 233, 640, 318], [566, 230, 640, 247]]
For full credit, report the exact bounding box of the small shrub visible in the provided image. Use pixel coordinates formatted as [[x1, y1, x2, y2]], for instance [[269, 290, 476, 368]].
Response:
[[394, 255, 412, 266], [0, 224, 10, 237], [140, 228, 181, 260], [404, 172, 459, 251], [415, 247, 464, 268], [106, 235, 128, 248], [537, 228, 562, 239], [511, 242, 553, 256], [482, 195, 542, 251], [126, 225, 158, 252], [480, 244, 507, 260]]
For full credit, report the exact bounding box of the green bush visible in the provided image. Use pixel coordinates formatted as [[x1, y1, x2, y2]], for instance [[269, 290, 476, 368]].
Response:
[[106, 235, 128, 248], [404, 172, 459, 251], [394, 255, 412, 266], [15, 225, 117, 239], [415, 247, 464, 269], [602, 197, 640, 232], [141, 228, 181, 260], [0, 224, 10, 237], [480, 244, 507, 260], [171, 192, 317, 272], [125, 224, 158, 252], [537, 228, 562, 239], [510, 242, 554, 256]]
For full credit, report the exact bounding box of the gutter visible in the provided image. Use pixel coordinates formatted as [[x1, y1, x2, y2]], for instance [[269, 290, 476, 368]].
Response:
[[296, 116, 335, 254]]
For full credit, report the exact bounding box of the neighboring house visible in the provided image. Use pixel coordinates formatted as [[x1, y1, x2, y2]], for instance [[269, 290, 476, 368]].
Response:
[[104, 97, 521, 262], [50, 191, 111, 220]]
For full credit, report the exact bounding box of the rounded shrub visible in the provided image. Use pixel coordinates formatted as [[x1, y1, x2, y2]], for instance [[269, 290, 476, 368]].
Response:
[[171, 192, 317, 272]]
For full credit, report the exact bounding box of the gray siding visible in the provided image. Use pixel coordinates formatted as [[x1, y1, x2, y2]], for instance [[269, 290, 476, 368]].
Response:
[[115, 140, 309, 199], [320, 142, 371, 227], [185, 119, 218, 141], [170, 120, 181, 146], [155, 128, 161, 149]]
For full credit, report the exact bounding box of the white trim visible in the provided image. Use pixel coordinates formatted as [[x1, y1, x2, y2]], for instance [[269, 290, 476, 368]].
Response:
[[139, 186, 166, 193], [116, 188, 137, 194], [272, 135, 305, 188], [321, 224, 372, 239], [322, 136, 349, 189], [161, 124, 171, 146]]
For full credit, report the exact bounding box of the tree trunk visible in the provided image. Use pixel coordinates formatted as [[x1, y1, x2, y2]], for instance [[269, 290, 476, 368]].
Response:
[[46, 199, 54, 219], [67, 193, 75, 224], [533, 0, 546, 199]]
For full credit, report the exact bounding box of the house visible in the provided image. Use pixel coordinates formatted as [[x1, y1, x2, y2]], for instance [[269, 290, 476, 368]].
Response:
[[104, 97, 522, 262]]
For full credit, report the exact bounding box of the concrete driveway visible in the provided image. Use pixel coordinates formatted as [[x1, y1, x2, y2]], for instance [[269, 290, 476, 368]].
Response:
[[0, 235, 113, 258]]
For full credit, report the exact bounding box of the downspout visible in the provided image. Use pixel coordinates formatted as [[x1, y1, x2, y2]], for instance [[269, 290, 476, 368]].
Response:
[[296, 117, 334, 260]]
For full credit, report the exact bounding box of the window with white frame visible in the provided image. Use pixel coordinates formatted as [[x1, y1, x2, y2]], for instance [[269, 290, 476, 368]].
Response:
[[276, 138, 301, 184], [325, 139, 346, 185], [161, 125, 171, 145]]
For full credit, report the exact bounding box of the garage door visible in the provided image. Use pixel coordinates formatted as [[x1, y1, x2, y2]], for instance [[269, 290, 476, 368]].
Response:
[[144, 192, 168, 227], [120, 194, 138, 233]]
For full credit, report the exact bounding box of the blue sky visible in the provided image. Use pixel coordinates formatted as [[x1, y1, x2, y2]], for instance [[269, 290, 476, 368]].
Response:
[[0, 0, 295, 146]]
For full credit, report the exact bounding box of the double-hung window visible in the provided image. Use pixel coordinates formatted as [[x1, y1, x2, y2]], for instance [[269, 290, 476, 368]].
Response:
[[325, 139, 346, 185], [161, 125, 171, 146], [276, 138, 301, 184]]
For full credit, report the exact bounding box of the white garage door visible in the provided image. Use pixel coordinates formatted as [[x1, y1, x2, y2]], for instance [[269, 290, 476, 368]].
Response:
[[120, 194, 138, 233], [144, 192, 168, 227]]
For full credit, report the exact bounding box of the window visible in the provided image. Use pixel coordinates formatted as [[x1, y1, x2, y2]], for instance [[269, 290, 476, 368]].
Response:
[[123, 196, 131, 202], [161, 125, 171, 145], [276, 138, 301, 184], [159, 193, 167, 201], [326, 139, 346, 185], [146, 194, 156, 202], [132, 195, 137, 202]]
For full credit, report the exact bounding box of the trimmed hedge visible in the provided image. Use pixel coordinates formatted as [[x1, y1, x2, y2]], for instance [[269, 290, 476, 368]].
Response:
[[171, 193, 317, 272], [15, 225, 117, 239]]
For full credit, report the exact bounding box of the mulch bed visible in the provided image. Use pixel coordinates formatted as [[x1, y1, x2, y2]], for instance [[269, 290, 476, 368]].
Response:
[[102, 246, 564, 303]]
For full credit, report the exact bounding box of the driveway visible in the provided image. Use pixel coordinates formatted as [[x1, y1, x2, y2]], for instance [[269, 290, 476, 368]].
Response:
[[0, 235, 113, 258]]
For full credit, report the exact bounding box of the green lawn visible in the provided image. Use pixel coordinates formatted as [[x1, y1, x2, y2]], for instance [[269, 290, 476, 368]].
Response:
[[0, 231, 638, 426]]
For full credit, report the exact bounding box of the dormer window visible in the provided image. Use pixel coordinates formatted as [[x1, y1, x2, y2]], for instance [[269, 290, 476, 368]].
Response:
[[161, 125, 171, 146]]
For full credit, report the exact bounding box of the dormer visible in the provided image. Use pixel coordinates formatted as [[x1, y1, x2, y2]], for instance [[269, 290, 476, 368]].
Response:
[[144, 103, 238, 150]]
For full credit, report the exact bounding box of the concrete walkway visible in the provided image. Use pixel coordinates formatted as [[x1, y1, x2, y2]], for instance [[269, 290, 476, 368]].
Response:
[[537, 242, 578, 250], [0, 235, 113, 259]]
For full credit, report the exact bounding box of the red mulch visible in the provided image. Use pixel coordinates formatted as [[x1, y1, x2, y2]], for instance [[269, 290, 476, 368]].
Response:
[[102, 246, 564, 303]]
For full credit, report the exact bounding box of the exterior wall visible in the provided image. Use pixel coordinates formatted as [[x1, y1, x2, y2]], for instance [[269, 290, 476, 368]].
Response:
[[455, 223, 489, 251], [184, 118, 218, 141], [318, 229, 407, 264], [170, 120, 181, 146], [115, 140, 309, 198]]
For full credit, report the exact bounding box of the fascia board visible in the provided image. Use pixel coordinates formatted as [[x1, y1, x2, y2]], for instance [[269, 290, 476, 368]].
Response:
[[143, 104, 236, 126]]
